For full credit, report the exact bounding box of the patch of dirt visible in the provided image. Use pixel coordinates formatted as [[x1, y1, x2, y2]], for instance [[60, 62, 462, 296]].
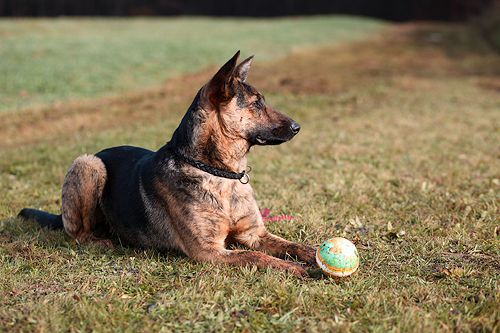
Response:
[[252, 23, 500, 95], [0, 23, 498, 149], [476, 77, 500, 92]]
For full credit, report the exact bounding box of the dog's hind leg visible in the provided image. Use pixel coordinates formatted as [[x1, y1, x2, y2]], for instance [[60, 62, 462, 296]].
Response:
[[61, 154, 110, 245]]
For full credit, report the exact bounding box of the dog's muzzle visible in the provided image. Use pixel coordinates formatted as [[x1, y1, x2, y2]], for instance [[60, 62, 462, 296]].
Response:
[[253, 121, 301, 145]]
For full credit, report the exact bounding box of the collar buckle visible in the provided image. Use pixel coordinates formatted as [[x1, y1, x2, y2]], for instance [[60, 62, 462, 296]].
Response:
[[239, 172, 250, 184]]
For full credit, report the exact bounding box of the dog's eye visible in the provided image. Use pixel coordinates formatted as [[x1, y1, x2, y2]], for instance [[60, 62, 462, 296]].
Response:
[[252, 99, 264, 109]]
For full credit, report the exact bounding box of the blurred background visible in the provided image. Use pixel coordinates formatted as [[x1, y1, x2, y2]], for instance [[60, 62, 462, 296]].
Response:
[[0, 0, 499, 114]]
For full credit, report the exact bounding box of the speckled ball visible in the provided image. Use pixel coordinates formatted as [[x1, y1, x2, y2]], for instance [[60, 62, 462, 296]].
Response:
[[316, 237, 359, 277]]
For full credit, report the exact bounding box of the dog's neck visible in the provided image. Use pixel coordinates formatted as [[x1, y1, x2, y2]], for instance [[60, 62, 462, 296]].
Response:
[[163, 90, 249, 173]]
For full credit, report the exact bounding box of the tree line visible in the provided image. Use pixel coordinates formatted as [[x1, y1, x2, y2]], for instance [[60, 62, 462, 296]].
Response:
[[0, 0, 495, 21]]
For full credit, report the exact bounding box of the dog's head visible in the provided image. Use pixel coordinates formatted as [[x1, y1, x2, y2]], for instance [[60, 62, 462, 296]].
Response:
[[200, 51, 300, 147]]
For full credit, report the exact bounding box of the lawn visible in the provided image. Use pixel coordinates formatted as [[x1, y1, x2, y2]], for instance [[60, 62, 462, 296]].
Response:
[[0, 16, 384, 113], [0, 17, 499, 332]]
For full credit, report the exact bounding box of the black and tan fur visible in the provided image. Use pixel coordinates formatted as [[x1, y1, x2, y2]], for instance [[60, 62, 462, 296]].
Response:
[[19, 51, 316, 277]]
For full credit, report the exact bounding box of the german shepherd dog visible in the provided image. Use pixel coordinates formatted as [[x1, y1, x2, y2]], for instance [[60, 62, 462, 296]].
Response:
[[19, 51, 316, 277]]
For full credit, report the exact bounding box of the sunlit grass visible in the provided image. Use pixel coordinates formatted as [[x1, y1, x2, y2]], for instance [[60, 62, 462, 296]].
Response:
[[0, 16, 385, 113]]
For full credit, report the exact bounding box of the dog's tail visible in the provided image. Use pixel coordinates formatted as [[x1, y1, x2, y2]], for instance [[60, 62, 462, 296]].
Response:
[[18, 208, 64, 230]]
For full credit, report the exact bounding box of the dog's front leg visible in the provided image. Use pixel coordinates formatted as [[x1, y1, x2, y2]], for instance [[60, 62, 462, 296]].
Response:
[[191, 248, 309, 277], [255, 231, 317, 266], [235, 226, 316, 266], [232, 212, 316, 266]]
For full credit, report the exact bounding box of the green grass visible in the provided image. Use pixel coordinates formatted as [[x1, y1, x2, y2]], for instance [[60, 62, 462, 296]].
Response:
[[0, 16, 385, 113], [0, 19, 499, 332]]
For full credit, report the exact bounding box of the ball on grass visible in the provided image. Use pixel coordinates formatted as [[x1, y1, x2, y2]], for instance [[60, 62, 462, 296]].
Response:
[[316, 237, 359, 277]]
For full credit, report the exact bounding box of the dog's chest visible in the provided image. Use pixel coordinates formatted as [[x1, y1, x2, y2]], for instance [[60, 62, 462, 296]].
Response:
[[202, 178, 257, 223]]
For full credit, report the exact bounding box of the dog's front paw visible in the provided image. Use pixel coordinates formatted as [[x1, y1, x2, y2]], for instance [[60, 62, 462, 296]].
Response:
[[299, 245, 317, 267], [285, 263, 310, 278]]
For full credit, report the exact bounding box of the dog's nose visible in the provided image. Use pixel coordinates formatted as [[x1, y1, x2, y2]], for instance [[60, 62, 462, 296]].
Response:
[[290, 122, 301, 134]]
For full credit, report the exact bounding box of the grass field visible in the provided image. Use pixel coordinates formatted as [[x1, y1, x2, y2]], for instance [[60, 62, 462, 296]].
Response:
[[0, 16, 384, 113], [0, 17, 499, 332]]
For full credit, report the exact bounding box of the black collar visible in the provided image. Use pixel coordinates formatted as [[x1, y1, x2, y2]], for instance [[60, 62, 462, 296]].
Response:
[[171, 150, 250, 184]]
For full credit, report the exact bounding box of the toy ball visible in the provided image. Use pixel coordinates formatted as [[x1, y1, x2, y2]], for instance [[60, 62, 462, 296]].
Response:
[[316, 237, 359, 277]]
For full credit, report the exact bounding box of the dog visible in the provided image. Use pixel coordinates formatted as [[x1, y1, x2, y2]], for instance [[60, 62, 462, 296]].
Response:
[[19, 51, 316, 277]]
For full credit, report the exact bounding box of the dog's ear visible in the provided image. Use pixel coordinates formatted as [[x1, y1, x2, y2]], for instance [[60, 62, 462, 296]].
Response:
[[235, 55, 254, 82], [205, 51, 240, 106]]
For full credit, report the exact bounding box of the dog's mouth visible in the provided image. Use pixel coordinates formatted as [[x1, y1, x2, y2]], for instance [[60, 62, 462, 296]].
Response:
[[256, 136, 266, 144], [254, 135, 288, 146]]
